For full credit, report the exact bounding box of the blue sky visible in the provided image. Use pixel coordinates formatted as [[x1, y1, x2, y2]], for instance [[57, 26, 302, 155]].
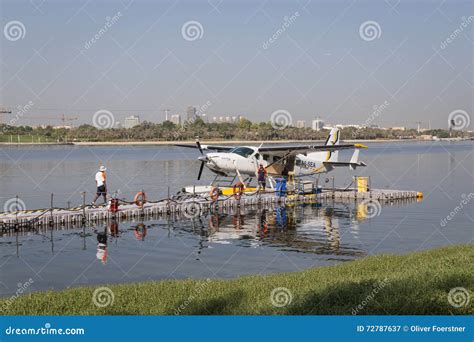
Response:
[[0, 0, 472, 129]]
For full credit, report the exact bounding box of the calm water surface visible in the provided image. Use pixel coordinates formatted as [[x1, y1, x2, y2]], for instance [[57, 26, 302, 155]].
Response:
[[0, 141, 472, 295]]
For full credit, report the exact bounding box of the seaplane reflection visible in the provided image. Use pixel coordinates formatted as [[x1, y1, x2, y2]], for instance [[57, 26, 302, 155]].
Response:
[[198, 202, 371, 258]]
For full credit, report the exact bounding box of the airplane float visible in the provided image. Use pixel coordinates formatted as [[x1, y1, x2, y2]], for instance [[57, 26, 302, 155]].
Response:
[[175, 128, 367, 188]]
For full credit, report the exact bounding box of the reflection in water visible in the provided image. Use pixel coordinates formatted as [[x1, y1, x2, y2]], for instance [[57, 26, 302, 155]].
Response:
[[181, 202, 368, 258], [1, 202, 373, 260], [0, 201, 393, 294]]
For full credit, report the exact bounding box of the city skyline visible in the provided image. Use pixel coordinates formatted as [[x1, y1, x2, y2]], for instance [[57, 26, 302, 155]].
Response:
[[1, 1, 472, 131]]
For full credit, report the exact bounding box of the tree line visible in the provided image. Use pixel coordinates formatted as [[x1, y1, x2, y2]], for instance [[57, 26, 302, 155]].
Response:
[[0, 118, 469, 142]]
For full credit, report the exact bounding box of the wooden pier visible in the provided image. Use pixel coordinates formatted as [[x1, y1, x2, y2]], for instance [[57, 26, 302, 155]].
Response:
[[0, 188, 422, 230]]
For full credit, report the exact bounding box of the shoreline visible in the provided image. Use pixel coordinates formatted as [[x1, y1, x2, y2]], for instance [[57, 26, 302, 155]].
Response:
[[0, 138, 468, 146]]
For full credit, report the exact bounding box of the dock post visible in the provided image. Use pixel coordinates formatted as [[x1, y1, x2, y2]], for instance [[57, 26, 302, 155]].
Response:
[[49, 193, 54, 227], [332, 177, 335, 200], [15, 195, 19, 228], [369, 176, 372, 199], [353, 176, 357, 201], [81, 192, 86, 224], [141, 189, 145, 218]]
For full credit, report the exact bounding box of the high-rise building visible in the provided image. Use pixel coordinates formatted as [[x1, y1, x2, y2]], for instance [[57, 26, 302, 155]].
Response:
[[186, 106, 197, 121], [170, 114, 181, 125], [312, 117, 324, 131], [296, 120, 306, 128], [124, 115, 140, 129]]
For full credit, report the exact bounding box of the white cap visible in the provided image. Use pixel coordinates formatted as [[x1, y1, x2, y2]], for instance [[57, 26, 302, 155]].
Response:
[[99, 166, 107, 171]]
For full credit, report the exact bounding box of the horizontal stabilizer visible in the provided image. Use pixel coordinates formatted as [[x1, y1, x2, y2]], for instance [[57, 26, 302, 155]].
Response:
[[322, 161, 367, 167]]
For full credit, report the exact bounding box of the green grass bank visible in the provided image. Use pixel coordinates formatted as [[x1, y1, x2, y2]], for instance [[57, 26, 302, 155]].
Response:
[[1, 245, 472, 315]]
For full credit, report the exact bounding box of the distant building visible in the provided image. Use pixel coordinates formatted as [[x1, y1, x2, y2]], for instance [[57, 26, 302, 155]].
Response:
[[53, 125, 73, 129], [124, 115, 140, 129], [420, 134, 434, 140], [114, 122, 122, 129], [170, 114, 181, 125], [312, 118, 324, 131], [186, 106, 196, 121], [296, 120, 306, 128], [335, 124, 362, 129], [391, 126, 406, 131]]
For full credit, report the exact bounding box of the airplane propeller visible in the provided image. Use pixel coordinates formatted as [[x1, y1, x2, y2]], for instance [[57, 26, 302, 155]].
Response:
[[196, 138, 205, 180], [198, 160, 205, 180], [196, 138, 203, 155]]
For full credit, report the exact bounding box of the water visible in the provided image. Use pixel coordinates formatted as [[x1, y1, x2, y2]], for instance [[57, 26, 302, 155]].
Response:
[[0, 141, 472, 296]]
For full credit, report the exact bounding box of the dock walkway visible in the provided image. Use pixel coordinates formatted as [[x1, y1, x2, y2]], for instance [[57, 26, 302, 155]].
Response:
[[0, 188, 422, 230]]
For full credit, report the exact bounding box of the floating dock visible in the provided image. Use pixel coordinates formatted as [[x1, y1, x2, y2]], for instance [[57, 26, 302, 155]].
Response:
[[0, 188, 422, 230]]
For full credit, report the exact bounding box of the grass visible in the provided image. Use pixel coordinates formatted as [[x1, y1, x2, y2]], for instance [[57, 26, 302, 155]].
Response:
[[1, 245, 472, 315]]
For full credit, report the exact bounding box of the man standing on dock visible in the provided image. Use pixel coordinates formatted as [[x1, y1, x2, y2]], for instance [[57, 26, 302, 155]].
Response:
[[91, 165, 107, 207]]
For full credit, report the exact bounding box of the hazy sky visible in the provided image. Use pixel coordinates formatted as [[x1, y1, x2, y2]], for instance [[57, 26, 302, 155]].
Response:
[[0, 0, 472, 129]]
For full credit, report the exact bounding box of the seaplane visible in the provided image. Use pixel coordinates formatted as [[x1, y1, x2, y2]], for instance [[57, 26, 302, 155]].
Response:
[[175, 128, 367, 189]]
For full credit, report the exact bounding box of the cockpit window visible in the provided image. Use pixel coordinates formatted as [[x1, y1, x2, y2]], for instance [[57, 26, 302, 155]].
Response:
[[230, 147, 254, 158]]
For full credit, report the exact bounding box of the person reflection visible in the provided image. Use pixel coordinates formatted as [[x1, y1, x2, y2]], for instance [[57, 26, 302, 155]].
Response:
[[134, 223, 147, 241], [208, 214, 219, 234], [108, 219, 119, 238], [275, 206, 287, 229], [96, 226, 108, 265], [232, 208, 245, 230], [258, 209, 268, 238]]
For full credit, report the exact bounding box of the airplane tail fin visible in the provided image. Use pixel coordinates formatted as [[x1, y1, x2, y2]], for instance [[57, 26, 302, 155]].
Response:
[[325, 128, 340, 162], [325, 127, 340, 146], [308, 128, 341, 162]]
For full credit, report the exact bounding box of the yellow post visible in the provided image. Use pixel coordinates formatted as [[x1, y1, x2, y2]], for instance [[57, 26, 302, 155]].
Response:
[[356, 176, 369, 193]]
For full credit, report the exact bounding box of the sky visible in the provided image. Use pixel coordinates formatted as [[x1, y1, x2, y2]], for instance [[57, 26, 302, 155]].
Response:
[[0, 0, 473, 129]]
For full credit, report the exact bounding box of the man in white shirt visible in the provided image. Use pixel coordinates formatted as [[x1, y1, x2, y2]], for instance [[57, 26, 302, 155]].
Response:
[[91, 165, 107, 207]]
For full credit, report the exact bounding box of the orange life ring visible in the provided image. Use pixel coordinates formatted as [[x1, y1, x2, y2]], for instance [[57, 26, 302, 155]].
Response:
[[233, 182, 244, 200], [209, 187, 219, 202], [134, 191, 147, 208]]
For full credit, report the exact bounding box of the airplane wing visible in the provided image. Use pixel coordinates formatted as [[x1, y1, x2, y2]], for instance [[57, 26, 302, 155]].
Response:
[[174, 144, 233, 152], [258, 143, 367, 156]]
